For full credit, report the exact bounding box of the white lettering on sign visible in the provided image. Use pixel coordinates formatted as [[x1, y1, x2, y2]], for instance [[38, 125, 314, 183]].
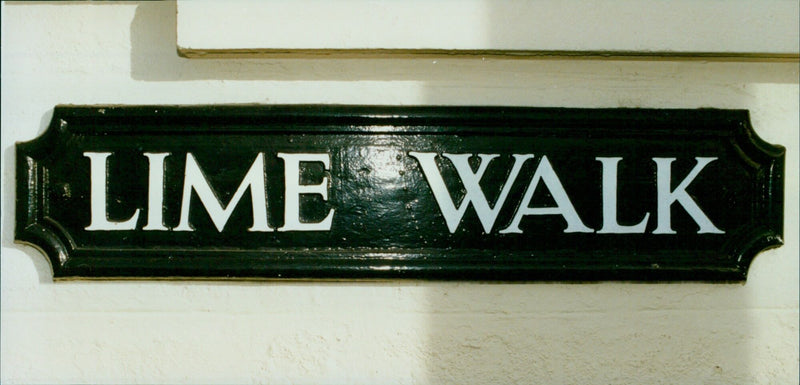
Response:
[[175, 153, 271, 232], [85, 151, 721, 235], [499, 155, 593, 234], [84, 152, 334, 232], [596, 157, 650, 234], [408, 152, 532, 233], [277, 153, 335, 232], [142, 152, 170, 231], [653, 157, 724, 234], [410, 152, 722, 234], [85, 152, 141, 231]]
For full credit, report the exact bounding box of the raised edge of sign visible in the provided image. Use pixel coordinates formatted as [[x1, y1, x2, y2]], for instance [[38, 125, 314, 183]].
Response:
[[14, 105, 785, 281]]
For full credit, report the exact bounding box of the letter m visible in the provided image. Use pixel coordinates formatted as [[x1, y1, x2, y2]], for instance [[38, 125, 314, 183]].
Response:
[[175, 153, 271, 232]]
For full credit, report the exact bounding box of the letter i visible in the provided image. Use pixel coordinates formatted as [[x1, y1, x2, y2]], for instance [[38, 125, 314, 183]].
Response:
[[142, 153, 170, 230]]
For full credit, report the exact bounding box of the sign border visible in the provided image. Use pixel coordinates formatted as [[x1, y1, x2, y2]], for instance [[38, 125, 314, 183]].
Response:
[[15, 105, 785, 281]]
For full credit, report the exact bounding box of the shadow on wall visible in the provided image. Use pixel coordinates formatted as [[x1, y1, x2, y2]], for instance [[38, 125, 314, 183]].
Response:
[[420, 283, 755, 383], [416, 5, 768, 383]]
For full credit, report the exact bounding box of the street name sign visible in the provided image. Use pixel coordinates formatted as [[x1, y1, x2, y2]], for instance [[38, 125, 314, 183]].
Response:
[[15, 106, 784, 281]]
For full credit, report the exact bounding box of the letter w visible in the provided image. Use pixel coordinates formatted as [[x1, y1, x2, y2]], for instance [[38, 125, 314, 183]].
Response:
[[409, 152, 533, 233]]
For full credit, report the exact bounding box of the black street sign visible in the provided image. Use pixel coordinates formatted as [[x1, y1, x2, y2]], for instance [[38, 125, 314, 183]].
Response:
[[16, 105, 784, 281]]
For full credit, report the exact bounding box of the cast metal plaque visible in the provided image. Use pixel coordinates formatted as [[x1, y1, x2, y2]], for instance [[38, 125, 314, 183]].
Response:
[[16, 106, 784, 281]]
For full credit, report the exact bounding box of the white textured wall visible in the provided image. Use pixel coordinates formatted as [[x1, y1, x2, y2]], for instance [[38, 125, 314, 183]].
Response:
[[2, 2, 798, 384]]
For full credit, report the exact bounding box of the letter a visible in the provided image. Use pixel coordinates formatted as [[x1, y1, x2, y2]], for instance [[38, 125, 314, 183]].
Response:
[[500, 156, 593, 234]]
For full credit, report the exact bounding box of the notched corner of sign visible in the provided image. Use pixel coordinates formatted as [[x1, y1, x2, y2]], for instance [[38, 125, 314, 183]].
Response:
[[728, 111, 786, 282], [12, 235, 73, 283], [13, 107, 79, 280], [734, 230, 786, 282], [736, 110, 787, 159], [15, 106, 75, 155], [13, 209, 74, 278], [13, 229, 62, 280]]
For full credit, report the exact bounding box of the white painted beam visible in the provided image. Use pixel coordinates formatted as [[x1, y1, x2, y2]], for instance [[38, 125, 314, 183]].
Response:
[[177, 0, 800, 57]]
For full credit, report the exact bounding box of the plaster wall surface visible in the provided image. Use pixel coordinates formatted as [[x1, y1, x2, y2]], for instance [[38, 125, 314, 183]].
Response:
[[2, 2, 798, 384]]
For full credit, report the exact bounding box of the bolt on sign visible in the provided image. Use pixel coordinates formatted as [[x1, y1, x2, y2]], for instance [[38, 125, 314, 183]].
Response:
[[16, 106, 784, 281]]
